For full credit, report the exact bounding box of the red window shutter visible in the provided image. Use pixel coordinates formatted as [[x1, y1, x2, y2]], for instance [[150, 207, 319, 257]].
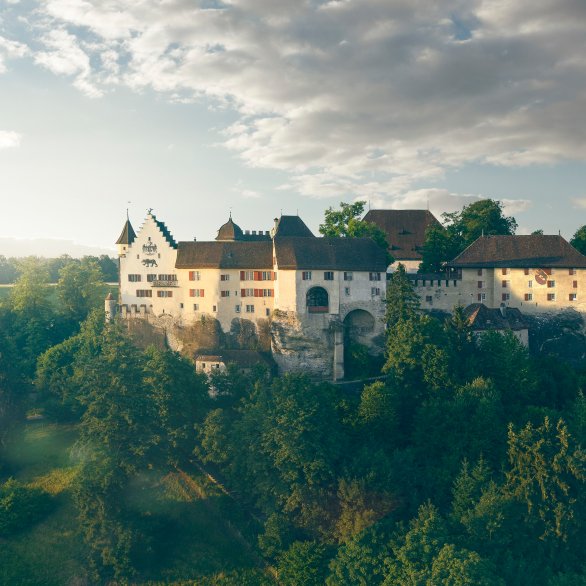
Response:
[[254, 289, 260, 297], [241, 289, 246, 298], [524, 268, 529, 275], [240, 271, 245, 280], [189, 271, 193, 281], [254, 271, 261, 281], [200, 289, 204, 297], [524, 293, 529, 301], [501, 268, 507, 275], [270, 289, 274, 297], [573, 280, 578, 288]]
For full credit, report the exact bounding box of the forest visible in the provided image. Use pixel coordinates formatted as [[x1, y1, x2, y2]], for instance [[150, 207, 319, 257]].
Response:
[[0, 204, 585, 585]]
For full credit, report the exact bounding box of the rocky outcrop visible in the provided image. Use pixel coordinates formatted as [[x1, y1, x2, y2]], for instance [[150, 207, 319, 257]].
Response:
[[524, 309, 586, 364]]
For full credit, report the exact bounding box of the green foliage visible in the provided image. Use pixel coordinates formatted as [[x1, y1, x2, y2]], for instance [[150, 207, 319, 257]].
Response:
[[319, 201, 392, 261], [505, 417, 585, 541], [0, 478, 52, 535], [385, 264, 420, 325], [278, 540, 331, 586], [569, 225, 586, 255], [56, 258, 105, 321], [420, 199, 517, 271]]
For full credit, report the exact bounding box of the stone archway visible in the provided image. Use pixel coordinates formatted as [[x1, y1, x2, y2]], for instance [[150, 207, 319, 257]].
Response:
[[343, 309, 378, 379]]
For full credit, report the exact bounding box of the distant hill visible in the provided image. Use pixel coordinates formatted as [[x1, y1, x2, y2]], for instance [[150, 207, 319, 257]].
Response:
[[0, 238, 115, 258]]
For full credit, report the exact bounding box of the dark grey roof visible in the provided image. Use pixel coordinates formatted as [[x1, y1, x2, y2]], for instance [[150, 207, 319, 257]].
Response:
[[363, 209, 441, 260], [464, 303, 528, 332], [274, 237, 388, 271], [115, 220, 136, 245], [176, 241, 273, 269], [448, 235, 586, 268], [274, 215, 314, 238]]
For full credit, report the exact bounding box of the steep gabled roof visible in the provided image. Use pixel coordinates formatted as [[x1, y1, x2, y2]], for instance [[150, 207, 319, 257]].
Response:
[[273, 215, 314, 238], [116, 219, 136, 245], [464, 303, 528, 332], [175, 241, 273, 269], [363, 209, 441, 260], [448, 235, 586, 268], [274, 237, 388, 271]]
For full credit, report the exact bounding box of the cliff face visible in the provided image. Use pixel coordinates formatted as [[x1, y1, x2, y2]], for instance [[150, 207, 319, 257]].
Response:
[[525, 309, 586, 364]]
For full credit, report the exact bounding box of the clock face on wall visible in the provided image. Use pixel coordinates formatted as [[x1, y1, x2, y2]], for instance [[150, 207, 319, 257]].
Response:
[[535, 269, 548, 285]]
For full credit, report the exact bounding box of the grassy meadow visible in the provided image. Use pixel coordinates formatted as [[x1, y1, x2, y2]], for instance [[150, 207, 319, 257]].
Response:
[[0, 422, 265, 585]]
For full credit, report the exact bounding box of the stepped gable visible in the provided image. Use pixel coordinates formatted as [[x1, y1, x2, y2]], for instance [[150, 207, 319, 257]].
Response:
[[464, 303, 528, 332], [448, 235, 586, 268], [176, 241, 273, 269], [273, 215, 315, 238], [274, 237, 388, 271], [116, 219, 136, 245], [151, 213, 177, 249], [363, 209, 441, 260]]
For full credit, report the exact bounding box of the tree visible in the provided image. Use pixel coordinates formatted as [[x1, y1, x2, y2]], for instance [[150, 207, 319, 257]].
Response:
[[420, 199, 517, 271], [278, 540, 331, 586], [10, 257, 51, 315], [569, 225, 586, 256], [429, 544, 504, 586], [319, 201, 392, 261], [385, 264, 420, 326], [505, 417, 585, 541], [56, 258, 105, 321]]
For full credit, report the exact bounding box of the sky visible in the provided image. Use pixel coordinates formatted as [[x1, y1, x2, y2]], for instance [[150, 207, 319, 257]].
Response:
[[1, 0, 585, 255]]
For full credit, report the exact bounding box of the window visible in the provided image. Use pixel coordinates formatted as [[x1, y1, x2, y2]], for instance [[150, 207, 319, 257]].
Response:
[[569, 268, 577, 275], [547, 293, 556, 301], [212, 305, 217, 312], [128, 274, 141, 282], [158, 274, 177, 282], [502, 293, 510, 301], [266, 308, 270, 316], [136, 289, 152, 297], [306, 287, 329, 313], [501, 268, 509, 275], [246, 271, 274, 281], [573, 280, 578, 288], [189, 271, 201, 281], [302, 271, 312, 281], [524, 268, 530, 275], [343, 271, 353, 281], [477, 281, 483, 289], [147, 274, 157, 282], [528, 280, 533, 288], [569, 293, 577, 301], [179, 303, 184, 309], [371, 287, 381, 296], [190, 289, 205, 297], [369, 272, 381, 281], [477, 293, 486, 302], [221, 290, 230, 297], [220, 274, 230, 281], [502, 280, 510, 288], [525, 293, 533, 301], [425, 295, 433, 304], [477, 269, 483, 276], [157, 290, 173, 298], [246, 304, 255, 313], [547, 280, 555, 288], [235, 305, 241, 313], [240, 288, 254, 297], [253, 289, 274, 297], [193, 303, 199, 310], [344, 287, 351, 296], [240, 270, 254, 281], [324, 271, 334, 281]]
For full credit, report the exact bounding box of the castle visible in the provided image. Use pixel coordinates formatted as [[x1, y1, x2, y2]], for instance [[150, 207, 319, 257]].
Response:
[[111, 209, 586, 379], [111, 211, 388, 380]]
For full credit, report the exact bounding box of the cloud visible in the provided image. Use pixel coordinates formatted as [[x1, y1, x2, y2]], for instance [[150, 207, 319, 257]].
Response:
[[14, 0, 586, 198], [571, 197, 586, 209], [0, 130, 21, 149], [0, 35, 28, 73]]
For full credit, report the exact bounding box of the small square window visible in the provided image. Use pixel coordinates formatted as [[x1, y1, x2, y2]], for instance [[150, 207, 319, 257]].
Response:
[[547, 293, 556, 301], [344, 287, 351, 296], [547, 280, 555, 288], [235, 305, 241, 313], [193, 303, 199, 310], [212, 305, 217, 312], [477, 269, 483, 276], [502, 293, 510, 301], [569, 293, 577, 301], [528, 280, 533, 288], [425, 295, 433, 304], [573, 280, 578, 288], [302, 271, 312, 281], [525, 293, 533, 301], [324, 271, 334, 281], [343, 272, 353, 281]]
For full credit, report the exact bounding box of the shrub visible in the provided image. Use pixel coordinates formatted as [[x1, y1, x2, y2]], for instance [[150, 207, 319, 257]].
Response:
[[0, 478, 52, 535]]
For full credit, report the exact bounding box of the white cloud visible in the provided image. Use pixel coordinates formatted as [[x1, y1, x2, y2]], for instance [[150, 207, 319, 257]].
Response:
[[571, 197, 586, 209], [17, 0, 586, 199], [0, 130, 22, 149], [0, 35, 28, 73]]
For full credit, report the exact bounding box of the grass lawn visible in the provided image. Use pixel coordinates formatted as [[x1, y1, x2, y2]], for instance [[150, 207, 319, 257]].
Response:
[[1, 422, 266, 585]]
